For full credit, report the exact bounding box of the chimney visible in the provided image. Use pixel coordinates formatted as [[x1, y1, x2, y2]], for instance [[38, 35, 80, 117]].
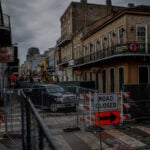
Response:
[[106, 0, 111, 5], [128, 3, 135, 8], [81, 0, 87, 35], [106, 0, 112, 15], [81, 0, 87, 4]]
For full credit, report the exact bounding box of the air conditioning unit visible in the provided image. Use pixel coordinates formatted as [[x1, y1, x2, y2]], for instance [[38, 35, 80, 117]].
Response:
[[68, 60, 74, 66]]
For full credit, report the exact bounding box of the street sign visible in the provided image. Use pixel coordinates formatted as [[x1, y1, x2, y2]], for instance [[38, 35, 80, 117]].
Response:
[[0, 47, 14, 62], [94, 110, 120, 126], [94, 93, 118, 111]]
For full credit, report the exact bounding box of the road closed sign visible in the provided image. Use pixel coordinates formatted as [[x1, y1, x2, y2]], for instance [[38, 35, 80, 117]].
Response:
[[94, 94, 118, 111]]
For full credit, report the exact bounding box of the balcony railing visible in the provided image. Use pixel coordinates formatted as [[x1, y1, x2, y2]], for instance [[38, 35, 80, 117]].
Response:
[[58, 55, 73, 65], [0, 14, 11, 29], [74, 42, 150, 66], [56, 35, 71, 47]]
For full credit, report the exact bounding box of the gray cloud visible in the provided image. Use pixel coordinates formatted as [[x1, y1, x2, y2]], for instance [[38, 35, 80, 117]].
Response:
[[2, 0, 150, 64]]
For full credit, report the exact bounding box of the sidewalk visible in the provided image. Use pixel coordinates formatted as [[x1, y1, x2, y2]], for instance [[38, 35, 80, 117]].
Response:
[[0, 134, 21, 150], [0, 106, 21, 150]]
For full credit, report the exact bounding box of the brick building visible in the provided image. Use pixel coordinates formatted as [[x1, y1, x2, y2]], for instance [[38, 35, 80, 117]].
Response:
[[56, 0, 123, 81], [56, 0, 150, 93]]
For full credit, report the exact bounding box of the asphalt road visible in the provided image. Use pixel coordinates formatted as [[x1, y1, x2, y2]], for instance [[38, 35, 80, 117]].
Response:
[[41, 110, 150, 150]]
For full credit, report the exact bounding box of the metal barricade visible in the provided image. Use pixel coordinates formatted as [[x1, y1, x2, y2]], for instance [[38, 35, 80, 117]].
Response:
[[3, 85, 149, 150], [3, 88, 61, 150], [77, 89, 150, 132], [21, 91, 61, 150], [76, 87, 97, 131], [77, 91, 132, 131], [3, 89, 22, 137], [123, 84, 150, 121]]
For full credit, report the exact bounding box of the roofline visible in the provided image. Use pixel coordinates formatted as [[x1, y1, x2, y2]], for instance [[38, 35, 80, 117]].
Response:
[[60, 2, 79, 21], [60, 1, 123, 21], [83, 7, 150, 40]]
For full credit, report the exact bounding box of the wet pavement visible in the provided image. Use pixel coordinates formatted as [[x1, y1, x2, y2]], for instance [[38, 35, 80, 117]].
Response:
[[0, 110, 150, 150]]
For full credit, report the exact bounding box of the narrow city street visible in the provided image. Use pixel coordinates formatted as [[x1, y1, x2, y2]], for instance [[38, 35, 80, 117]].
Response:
[[1, 0, 150, 149]]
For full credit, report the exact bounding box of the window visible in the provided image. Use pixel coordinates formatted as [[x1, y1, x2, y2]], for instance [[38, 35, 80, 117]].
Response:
[[109, 32, 114, 55], [94, 40, 99, 52], [90, 72, 92, 81], [100, 36, 105, 50], [83, 46, 88, 63], [139, 66, 149, 84], [119, 67, 124, 91], [88, 43, 91, 55], [110, 68, 115, 92], [94, 40, 99, 59], [136, 25, 147, 52], [84, 72, 87, 80], [83, 46, 88, 56], [95, 73, 99, 90], [75, 45, 80, 59], [101, 36, 106, 57], [118, 28, 124, 44], [89, 43, 93, 61], [102, 70, 106, 93]]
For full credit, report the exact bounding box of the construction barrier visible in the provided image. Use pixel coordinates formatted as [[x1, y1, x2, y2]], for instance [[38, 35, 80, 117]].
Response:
[[77, 90, 133, 131], [118, 91, 132, 123], [77, 88, 96, 131]]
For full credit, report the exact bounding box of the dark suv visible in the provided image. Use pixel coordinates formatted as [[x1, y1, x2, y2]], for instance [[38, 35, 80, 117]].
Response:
[[30, 84, 76, 112]]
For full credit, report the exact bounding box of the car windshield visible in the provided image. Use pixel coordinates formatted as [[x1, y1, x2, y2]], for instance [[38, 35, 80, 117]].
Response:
[[46, 86, 65, 93]]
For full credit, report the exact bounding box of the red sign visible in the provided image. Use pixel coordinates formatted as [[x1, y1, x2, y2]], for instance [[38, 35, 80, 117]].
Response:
[[94, 110, 120, 126], [0, 47, 14, 62], [74, 70, 81, 75], [129, 43, 137, 52]]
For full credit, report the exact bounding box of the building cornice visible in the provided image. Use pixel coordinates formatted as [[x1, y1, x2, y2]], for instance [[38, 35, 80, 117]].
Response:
[[82, 7, 150, 40]]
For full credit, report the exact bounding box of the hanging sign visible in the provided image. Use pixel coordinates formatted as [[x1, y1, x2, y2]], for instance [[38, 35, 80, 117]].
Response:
[[129, 43, 137, 52], [0, 47, 14, 62]]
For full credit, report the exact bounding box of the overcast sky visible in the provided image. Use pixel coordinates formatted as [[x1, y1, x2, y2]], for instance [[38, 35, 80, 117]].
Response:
[[2, 0, 150, 65]]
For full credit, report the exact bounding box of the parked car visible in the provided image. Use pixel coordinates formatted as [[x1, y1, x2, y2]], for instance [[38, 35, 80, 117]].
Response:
[[29, 83, 77, 112], [18, 81, 36, 96]]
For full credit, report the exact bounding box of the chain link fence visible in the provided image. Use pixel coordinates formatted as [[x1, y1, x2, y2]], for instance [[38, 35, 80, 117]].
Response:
[[3, 88, 61, 150], [3, 83, 150, 149], [3, 89, 22, 137]]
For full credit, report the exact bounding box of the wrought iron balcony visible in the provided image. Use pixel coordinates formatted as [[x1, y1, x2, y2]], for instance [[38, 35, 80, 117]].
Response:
[[74, 42, 150, 66], [59, 56, 71, 65], [0, 14, 11, 30], [56, 35, 71, 47]]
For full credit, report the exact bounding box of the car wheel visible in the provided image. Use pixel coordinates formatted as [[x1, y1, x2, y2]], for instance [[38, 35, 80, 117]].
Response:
[[49, 104, 58, 112]]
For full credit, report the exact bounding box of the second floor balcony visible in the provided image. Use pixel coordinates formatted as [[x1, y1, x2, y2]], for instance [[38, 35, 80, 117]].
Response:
[[0, 14, 11, 30], [56, 35, 72, 47], [74, 42, 150, 66]]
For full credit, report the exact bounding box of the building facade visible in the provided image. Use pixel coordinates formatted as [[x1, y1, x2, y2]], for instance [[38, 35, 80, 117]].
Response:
[[73, 6, 150, 93], [0, 1, 19, 92], [56, 0, 123, 82], [56, 1, 150, 93]]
